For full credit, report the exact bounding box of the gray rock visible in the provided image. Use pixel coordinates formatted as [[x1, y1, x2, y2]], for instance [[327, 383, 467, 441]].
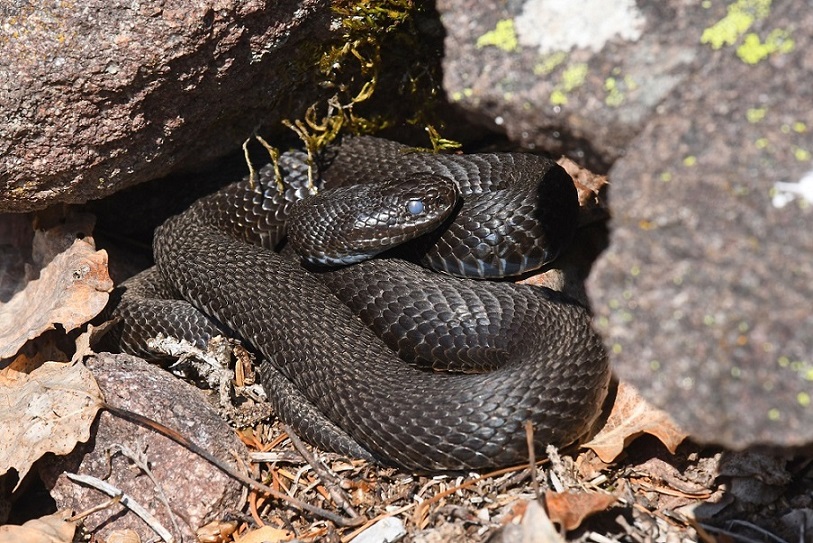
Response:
[[39, 353, 249, 542], [437, 0, 700, 169], [0, 0, 330, 212], [438, 0, 813, 448]]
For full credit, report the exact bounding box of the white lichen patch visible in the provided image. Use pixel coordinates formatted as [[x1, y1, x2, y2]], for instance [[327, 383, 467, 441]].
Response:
[[515, 0, 646, 55], [772, 169, 813, 208]]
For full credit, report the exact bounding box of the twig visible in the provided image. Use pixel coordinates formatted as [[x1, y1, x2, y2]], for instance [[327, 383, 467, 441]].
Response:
[[103, 403, 365, 527], [412, 463, 535, 528], [242, 137, 257, 190], [65, 472, 175, 543], [110, 442, 185, 541], [254, 135, 284, 194], [282, 424, 361, 520], [524, 421, 540, 499]]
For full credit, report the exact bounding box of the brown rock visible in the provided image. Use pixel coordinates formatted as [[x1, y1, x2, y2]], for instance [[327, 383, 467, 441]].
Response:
[[1, 0, 331, 212], [39, 353, 249, 541]]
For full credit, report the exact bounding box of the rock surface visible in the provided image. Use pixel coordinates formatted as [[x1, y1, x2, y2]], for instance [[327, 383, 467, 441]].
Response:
[[438, 0, 697, 170], [0, 0, 330, 212], [39, 353, 248, 541], [436, 0, 813, 448]]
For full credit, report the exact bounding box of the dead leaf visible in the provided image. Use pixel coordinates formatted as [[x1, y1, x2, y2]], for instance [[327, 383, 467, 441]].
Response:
[[0, 510, 76, 543], [0, 236, 112, 359], [494, 500, 564, 543], [105, 529, 142, 543], [234, 525, 293, 543], [544, 491, 616, 531], [583, 382, 688, 463], [0, 360, 103, 490], [197, 520, 238, 543], [557, 156, 609, 225]]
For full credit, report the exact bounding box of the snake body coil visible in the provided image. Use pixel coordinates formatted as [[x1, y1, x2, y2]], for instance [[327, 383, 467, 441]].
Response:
[[115, 137, 610, 471]]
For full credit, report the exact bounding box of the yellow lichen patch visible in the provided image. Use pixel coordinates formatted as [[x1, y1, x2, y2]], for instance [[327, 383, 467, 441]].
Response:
[[533, 51, 568, 76], [746, 107, 766, 123], [793, 121, 808, 133], [736, 28, 794, 64], [793, 146, 811, 161], [683, 155, 697, 167], [700, 0, 772, 49], [450, 88, 473, 102], [548, 63, 588, 106], [476, 19, 518, 52]]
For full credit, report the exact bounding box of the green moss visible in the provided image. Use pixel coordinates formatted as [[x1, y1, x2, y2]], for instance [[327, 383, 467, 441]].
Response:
[[476, 19, 518, 52], [272, 0, 460, 168]]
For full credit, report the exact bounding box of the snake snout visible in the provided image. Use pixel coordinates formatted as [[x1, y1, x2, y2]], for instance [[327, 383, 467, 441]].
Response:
[[287, 174, 460, 267]]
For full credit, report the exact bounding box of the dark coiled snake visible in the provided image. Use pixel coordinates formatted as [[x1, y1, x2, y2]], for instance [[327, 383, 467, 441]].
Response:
[[112, 136, 609, 472]]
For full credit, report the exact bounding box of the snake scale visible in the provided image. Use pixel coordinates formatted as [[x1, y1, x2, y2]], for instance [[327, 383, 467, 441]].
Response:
[[113, 136, 610, 472]]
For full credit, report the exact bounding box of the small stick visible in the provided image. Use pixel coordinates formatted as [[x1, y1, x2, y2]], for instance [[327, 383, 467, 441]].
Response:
[[65, 472, 175, 543], [524, 420, 540, 499], [282, 424, 361, 520], [103, 404, 365, 527]]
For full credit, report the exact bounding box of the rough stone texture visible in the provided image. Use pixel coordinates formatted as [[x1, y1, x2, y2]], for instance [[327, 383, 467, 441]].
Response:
[[0, 0, 331, 212], [438, 0, 813, 449], [39, 353, 249, 541], [438, 0, 700, 170]]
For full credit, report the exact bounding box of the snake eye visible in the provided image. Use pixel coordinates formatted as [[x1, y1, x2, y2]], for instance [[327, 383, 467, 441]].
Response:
[[407, 199, 425, 215]]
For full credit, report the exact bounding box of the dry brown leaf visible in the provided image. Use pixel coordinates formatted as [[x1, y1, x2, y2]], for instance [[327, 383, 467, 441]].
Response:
[[496, 500, 564, 543], [544, 490, 616, 531], [105, 529, 142, 543], [583, 382, 688, 463], [234, 525, 293, 543], [0, 360, 103, 490], [0, 510, 76, 543], [0, 237, 113, 359], [556, 156, 609, 225]]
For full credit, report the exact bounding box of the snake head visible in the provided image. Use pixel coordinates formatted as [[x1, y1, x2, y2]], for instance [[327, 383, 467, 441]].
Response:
[[288, 173, 460, 266]]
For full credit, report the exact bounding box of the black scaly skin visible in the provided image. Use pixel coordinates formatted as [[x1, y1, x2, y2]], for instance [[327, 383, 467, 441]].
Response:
[[114, 138, 610, 471]]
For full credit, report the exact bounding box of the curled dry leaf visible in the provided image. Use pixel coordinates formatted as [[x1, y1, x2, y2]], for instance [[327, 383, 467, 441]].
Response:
[[544, 490, 616, 531], [0, 359, 103, 490], [583, 382, 688, 463], [0, 509, 76, 543], [234, 525, 293, 543], [556, 156, 609, 225], [0, 236, 113, 359]]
